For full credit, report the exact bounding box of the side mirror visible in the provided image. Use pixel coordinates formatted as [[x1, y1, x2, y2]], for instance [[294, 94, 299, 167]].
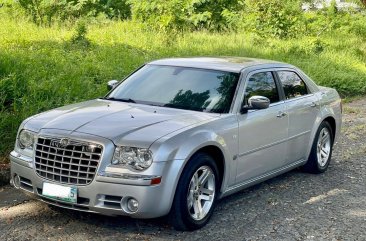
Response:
[[241, 96, 270, 113], [248, 96, 270, 109], [107, 80, 119, 91]]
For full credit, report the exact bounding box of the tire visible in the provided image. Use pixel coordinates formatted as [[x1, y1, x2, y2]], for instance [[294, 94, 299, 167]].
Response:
[[170, 152, 219, 231], [303, 121, 334, 174]]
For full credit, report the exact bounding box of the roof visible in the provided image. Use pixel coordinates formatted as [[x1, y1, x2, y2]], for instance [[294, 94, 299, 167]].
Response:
[[148, 57, 292, 73]]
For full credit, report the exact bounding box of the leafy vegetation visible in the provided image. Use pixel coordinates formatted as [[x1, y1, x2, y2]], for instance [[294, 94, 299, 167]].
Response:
[[128, 0, 243, 31], [5, 0, 130, 25], [0, 0, 366, 161], [242, 0, 304, 38]]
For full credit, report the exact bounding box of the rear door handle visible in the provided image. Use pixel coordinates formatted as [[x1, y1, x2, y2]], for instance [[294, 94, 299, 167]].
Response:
[[276, 111, 287, 118]]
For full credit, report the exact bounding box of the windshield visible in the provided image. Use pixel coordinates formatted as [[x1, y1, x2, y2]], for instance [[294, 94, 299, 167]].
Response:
[[107, 65, 239, 113]]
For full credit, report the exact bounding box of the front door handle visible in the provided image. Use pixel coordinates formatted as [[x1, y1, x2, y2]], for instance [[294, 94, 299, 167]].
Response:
[[276, 111, 287, 118], [309, 102, 318, 107]]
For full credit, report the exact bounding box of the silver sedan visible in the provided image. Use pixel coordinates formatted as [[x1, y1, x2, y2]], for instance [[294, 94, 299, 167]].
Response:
[[10, 57, 342, 230]]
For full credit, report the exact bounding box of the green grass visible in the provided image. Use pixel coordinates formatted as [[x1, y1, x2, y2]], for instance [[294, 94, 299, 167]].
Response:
[[1, 12, 366, 162]]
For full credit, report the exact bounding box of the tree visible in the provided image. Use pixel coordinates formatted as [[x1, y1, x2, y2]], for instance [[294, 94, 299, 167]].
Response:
[[167, 90, 210, 111]]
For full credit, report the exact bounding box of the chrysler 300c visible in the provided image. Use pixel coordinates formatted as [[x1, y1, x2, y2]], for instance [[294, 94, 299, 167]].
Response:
[[10, 57, 342, 230]]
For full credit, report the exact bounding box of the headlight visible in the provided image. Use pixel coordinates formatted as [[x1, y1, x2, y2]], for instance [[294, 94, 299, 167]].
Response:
[[18, 130, 35, 149], [111, 146, 153, 170]]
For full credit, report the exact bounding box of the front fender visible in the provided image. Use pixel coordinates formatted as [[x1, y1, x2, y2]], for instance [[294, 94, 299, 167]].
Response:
[[152, 129, 230, 183], [149, 115, 238, 209]]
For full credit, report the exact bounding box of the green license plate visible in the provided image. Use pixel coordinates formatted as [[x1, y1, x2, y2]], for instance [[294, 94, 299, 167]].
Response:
[[42, 182, 77, 203]]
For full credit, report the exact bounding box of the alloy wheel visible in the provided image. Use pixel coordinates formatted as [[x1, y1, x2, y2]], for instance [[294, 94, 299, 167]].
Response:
[[317, 127, 331, 167], [186, 166, 216, 221]]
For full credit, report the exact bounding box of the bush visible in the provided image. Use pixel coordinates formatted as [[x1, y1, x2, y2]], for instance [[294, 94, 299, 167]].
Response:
[[128, 0, 242, 31], [302, 8, 366, 38], [348, 16, 366, 37], [104, 0, 131, 19], [242, 0, 303, 39], [16, 0, 131, 25], [71, 20, 90, 46]]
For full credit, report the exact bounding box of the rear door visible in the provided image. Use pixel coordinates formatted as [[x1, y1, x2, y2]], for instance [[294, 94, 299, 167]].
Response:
[[275, 70, 319, 164]]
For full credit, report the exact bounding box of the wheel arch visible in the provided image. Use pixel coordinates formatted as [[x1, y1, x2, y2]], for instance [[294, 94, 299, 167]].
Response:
[[172, 141, 229, 200], [306, 114, 337, 162], [322, 116, 336, 142], [192, 145, 225, 191]]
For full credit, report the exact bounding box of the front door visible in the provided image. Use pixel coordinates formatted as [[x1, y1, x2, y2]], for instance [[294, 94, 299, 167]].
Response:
[[236, 71, 288, 184]]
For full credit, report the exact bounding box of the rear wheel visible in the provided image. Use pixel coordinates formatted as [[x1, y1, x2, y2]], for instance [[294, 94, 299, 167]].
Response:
[[303, 121, 333, 173], [170, 153, 219, 231]]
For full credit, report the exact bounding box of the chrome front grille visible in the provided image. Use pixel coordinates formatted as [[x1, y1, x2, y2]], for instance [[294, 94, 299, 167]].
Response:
[[34, 137, 103, 185]]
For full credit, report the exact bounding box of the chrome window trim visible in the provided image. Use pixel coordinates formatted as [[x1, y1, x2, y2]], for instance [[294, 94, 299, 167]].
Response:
[[283, 93, 316, 103]]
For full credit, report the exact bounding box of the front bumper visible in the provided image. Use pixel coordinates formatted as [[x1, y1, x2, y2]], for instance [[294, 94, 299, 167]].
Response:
[[10, 151, 184, 218]]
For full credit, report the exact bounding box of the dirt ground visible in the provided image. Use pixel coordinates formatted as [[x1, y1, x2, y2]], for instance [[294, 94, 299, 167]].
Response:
[[0, 99, 365, 241]]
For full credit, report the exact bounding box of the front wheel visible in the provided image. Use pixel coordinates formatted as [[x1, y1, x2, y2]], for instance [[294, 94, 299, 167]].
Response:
[[303, 121, 334, 174], [170, 153, 219, 231]]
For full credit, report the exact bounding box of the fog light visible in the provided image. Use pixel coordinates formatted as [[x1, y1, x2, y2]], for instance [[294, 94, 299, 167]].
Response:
[[13, 174, 21, 189], [127, 198, 139, 212]]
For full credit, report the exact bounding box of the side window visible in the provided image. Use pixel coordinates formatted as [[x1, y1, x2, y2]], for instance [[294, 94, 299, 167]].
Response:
[[244, 72, 280, 105], [277, 71, 308, 99]]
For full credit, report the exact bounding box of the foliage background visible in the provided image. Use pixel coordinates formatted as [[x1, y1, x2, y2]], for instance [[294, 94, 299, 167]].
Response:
[[0, 0, 366, 162]]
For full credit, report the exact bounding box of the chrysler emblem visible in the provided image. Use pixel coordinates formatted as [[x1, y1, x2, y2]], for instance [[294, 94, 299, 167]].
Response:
[[60, 138, 69, 146], [51, 138, 69, 148]]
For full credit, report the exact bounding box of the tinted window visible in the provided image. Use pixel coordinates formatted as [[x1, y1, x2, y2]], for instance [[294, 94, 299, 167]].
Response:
[[108, 65, 239, 113], [277, 71, 308, 99], [244, 72, 280, 105]]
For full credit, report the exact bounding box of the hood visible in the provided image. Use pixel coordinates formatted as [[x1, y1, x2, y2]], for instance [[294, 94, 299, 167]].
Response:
[[24, 99, 218, 145]]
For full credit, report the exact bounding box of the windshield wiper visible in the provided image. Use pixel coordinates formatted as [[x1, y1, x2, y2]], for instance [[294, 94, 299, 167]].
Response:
[[103, 97, 136, 103]]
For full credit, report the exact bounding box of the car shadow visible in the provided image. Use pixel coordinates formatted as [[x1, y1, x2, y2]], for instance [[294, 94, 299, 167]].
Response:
[[46, 162, 341, 234]]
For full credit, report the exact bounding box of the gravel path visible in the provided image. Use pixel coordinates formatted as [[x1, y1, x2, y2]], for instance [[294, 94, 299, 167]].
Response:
[[1, 99, 365, 241]]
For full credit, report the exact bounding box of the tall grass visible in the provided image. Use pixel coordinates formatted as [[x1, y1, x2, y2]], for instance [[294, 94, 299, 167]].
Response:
[[1, 11, 366, 162]]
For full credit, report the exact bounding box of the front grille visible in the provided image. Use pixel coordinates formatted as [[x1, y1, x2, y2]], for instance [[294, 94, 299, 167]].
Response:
[[35, 137, 103, 185]]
